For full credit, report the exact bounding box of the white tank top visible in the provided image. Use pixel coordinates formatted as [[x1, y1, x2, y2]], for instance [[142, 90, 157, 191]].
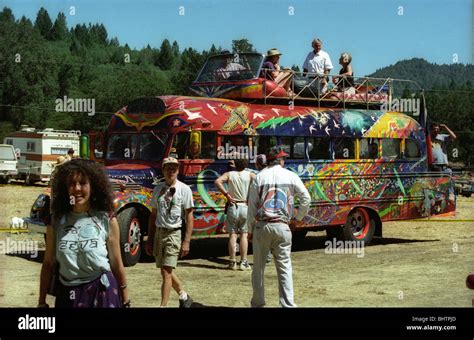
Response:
[[227, 170, 252, 202]]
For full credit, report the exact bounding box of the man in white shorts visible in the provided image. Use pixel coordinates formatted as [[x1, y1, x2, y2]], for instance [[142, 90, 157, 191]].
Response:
[[215, 157, 256, 270]]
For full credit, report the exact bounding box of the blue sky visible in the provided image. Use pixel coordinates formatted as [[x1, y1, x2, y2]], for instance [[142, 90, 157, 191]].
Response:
[[2, 0, 472, 76]]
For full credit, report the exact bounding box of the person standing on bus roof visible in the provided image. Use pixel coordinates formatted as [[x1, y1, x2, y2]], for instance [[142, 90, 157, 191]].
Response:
[[215, 158, 256, 270], [302, 38, 333, 94], [247, 146, 311, 307], [430, 123, 457, 172], [145, 157, 194, 308]]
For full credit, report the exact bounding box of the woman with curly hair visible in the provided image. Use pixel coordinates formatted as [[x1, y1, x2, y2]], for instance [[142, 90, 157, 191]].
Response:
[[37, 159, 130, 308]]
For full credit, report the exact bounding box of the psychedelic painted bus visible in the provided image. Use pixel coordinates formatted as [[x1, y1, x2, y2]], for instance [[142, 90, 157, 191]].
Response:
[[27, 52, 455, 266]]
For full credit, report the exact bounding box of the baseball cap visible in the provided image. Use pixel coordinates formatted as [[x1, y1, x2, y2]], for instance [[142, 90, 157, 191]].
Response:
[[266, 146, 289, 161], [162, 157, 179, 167]]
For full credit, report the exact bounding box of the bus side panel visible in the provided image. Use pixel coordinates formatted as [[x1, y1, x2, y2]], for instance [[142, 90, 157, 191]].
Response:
[[291, 161, 455, 228], [183, 161, 229, 236]]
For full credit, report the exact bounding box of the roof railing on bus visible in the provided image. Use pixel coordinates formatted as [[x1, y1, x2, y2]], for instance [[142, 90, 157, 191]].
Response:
[[262, 70, 425, 111]]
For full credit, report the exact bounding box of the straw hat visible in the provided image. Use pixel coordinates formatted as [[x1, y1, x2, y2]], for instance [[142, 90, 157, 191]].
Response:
[[266, 48, 282, 57], [54, 156, 68, 168]]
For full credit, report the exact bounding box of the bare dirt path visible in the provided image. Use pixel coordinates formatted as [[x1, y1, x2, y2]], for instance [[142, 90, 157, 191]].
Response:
[[1, 184, 473, 307]]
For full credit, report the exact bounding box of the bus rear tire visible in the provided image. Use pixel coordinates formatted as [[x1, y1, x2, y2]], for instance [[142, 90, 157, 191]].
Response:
[[117, 207, 142, 267], [343, 207, 375, 245]]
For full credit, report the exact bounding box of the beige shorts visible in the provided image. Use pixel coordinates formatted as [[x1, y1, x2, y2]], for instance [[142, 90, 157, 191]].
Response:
[[153, 228, 181, 269]]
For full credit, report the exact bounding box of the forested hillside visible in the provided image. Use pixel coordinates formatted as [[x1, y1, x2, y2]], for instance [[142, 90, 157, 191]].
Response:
[[1, 7, 472, 164]]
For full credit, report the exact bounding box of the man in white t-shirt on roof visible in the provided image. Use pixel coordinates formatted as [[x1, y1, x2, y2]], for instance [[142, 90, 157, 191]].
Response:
[[302, 38, 334, 93]]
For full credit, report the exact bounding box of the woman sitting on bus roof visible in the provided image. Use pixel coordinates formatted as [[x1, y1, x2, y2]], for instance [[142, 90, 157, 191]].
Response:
[[260, 48, 294, 96], [332, 52, 356, 95]]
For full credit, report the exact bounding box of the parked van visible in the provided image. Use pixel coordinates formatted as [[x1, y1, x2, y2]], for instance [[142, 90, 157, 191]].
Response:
[[0, 144, 18, 183]]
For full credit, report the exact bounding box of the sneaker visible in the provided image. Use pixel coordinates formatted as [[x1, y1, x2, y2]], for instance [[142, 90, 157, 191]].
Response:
[[228, 260, 237, 270], [239, 260, 251, 271], [179, 295, 193, 308]]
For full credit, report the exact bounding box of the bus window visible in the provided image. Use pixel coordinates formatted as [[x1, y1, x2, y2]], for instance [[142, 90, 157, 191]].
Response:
[[404, 139, 420, 159], [255, 136, 277, 155], [279, 137, 292, 158], [333, 138, 355, 159], [307, 137, 331, 160], [172, 132, 189, 159], [382, 139, 402, 159], [107, 134, 129, 160], [292, 137, 305, 159], [172, 132, 216, 160], [279, 136, 305, 159], [140, 133, 168, 161], [201, 132, 217, 159], [359, 138, 380, 159], [220, 135, 250, 160]]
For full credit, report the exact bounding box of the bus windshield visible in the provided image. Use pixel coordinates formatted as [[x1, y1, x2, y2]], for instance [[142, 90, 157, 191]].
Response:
[[195, 53, 263, 82], [106, 132, 168, 161]]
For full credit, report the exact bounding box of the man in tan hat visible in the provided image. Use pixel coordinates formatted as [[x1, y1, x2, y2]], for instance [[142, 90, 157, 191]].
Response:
[[145, 157, 194, 307], [261, 48, 294, 95]]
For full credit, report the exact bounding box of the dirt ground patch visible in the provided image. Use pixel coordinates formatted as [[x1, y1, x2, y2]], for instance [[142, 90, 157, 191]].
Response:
[[0, 184, 473, 307]]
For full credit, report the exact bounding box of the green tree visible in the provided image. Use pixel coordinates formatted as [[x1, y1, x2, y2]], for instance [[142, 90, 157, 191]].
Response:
[[50, 12, 68, 41], [156, 39, 174, 70], [232, 39, 255, 53], [0, 7, 14, 22], [34, 7, 52, 39]]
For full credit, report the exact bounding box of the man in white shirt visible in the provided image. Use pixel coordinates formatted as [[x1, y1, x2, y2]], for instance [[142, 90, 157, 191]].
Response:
[[215, 158, 256, 270], [247, 146, 311, 307], [430, 123, 456, 171], [145, 157, 194, 308], [302, 38, 334, 93]]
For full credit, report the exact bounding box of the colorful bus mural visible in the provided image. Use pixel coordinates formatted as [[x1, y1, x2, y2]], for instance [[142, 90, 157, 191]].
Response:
[[27, 52, 455, 266]]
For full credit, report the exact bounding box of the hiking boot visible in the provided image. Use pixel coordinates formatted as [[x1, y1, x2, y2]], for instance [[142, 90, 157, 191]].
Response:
[[179, 295, 193, 308], [228, 260, 237, 270], [239, 260, 251, 271]]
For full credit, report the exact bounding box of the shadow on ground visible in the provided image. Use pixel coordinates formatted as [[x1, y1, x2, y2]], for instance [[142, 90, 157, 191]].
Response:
[[4, 234, 438, 266]]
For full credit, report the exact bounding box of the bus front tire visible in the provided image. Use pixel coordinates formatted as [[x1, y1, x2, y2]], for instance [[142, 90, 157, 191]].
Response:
[[342, 207, 376, 245], [117, 207, 143, 267]]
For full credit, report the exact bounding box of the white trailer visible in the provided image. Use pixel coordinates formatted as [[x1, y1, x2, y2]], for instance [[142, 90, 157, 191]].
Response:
[[4, 127, 80, 184]]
